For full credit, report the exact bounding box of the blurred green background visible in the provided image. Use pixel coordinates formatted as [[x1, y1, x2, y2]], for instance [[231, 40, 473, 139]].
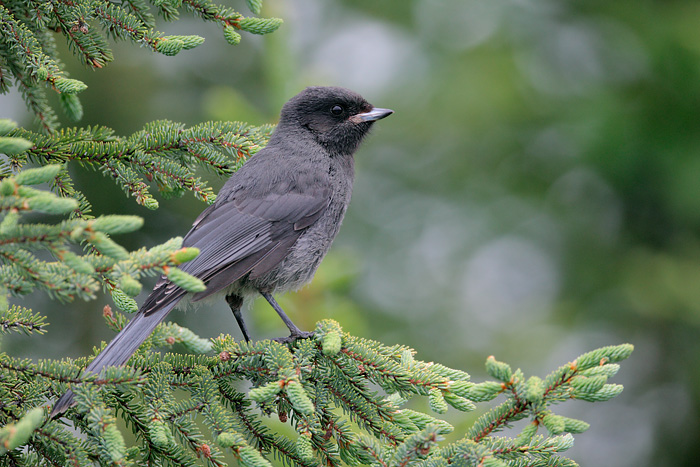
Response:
[[2, 0, 699, 464]]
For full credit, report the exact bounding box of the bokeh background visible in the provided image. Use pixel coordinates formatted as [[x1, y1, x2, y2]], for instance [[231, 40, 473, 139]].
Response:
[[2, 0, 699, 465]]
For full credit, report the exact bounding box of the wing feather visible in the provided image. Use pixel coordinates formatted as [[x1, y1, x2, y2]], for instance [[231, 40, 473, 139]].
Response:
[[141, 179, 330, 315]]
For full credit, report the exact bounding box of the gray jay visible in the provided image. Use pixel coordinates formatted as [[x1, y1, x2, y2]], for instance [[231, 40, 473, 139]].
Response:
[[50, 86, 393, 416]]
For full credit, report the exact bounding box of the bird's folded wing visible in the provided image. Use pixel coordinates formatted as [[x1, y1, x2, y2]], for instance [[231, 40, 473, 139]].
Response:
[[141, 185, 330, 315]]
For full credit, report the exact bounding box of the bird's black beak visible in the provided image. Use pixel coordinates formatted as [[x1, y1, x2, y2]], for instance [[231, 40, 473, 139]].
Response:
[[356, 107, 394, 122]]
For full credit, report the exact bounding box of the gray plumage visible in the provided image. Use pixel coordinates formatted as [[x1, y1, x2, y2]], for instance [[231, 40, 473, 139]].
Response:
[[50, 86, 392, 417]]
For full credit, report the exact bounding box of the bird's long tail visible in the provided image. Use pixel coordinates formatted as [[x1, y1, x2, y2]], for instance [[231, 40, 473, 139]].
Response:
[[50, 302, 176, 417]]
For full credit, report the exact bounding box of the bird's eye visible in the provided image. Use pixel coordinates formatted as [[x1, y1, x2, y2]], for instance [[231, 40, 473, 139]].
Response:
[[330, 105, 344, 116]]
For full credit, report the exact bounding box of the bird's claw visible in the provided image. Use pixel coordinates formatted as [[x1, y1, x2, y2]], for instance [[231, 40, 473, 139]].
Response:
[[273, 331, 315, 344]]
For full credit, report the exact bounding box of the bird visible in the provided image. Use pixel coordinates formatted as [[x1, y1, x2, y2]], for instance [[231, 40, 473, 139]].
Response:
[[50, 86, 393, 416]]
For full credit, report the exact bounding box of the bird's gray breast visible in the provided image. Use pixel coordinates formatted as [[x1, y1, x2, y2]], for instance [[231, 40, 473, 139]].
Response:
[[246, 154, 355, 293]]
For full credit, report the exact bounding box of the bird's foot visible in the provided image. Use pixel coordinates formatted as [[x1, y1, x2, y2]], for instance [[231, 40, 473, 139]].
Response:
[[273, 330, 315, 344]]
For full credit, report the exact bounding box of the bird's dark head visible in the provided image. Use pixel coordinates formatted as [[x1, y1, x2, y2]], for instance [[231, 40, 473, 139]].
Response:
[[277, 86, 393, 155]]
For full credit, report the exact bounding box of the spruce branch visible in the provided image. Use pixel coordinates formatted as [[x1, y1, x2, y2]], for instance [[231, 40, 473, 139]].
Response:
[[0, 1, 282, 130], [1, 318, 630, 466], [6, 120, 272, 212], [0, 165, 207, 317], [0, 305, 47, 335]]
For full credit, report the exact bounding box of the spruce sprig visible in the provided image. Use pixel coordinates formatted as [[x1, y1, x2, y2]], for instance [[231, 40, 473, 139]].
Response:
[[6, 121, 272, 214], [0, 311, 631, 467], [0, 165, 205, 314], [0, 0, 281, 131]]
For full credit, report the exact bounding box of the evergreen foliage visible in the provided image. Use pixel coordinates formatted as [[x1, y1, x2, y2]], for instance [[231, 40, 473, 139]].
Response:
[[4, 119, 273, 215], [0, 314, 632, 467], [0, 0, 282, 132], [0, 162, 208, 314], [0, 1, 634, 466]]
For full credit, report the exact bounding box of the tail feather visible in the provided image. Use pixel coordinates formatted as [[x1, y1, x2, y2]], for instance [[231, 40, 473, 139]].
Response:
[[50, 302, 176, 417]]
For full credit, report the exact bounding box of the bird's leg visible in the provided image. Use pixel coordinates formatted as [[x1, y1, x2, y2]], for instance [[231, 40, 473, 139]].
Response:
[[259, 291, 314, 343], [226, 294, 251, 342]]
